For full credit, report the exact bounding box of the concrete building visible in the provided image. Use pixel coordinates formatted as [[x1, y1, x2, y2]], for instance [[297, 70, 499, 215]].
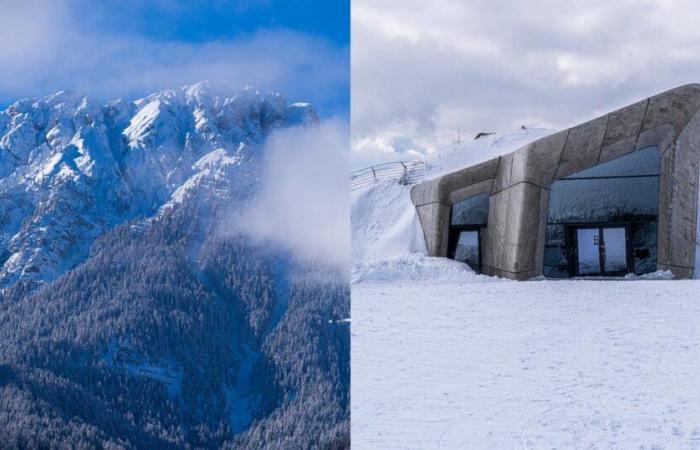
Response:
[[411, 84, 700, 280]]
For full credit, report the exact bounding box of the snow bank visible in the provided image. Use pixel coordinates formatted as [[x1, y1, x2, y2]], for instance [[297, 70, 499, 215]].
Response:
[[351, 181, 426, 262], [352, 254, 498, 284], [624, 269, 675, 280], [349, 181, 497, 284]]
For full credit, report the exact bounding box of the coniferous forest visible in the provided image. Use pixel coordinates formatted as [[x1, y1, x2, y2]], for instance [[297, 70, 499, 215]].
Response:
[[0, 200, 350, 448]]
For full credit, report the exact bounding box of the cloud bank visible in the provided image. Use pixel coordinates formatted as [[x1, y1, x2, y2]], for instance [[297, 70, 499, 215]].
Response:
[[352, 0, 700, 167], [236, 120, 350, 267], [0, 0, 347, 114]]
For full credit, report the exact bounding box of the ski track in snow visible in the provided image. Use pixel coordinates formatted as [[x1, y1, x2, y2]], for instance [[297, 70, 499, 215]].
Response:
[[352, 278, 700, 449]]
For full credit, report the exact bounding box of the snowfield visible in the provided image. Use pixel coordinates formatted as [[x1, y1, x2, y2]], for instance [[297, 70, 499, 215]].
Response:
[[351, 129, 700, 448], [353, 277, 700, 449]]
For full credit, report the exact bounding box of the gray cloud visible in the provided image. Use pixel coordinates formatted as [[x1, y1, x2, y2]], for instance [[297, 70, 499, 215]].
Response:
[[352, 0, 700, 167], [0, 0, 347, 111]]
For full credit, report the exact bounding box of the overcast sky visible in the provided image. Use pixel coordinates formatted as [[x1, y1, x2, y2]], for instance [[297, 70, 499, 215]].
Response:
[[352, 0, 700, 167], [0, 0, 348, 116]]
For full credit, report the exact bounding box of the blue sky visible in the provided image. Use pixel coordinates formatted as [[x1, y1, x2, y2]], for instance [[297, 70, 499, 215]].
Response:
[[0, 0, 349, 117], [79, 0, 349, 46]]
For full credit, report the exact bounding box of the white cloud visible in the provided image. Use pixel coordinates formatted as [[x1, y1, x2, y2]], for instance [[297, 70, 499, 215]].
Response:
[[235, 120, 350, 267], [352, 0, 700, 167], [0, 0, 347, 111]]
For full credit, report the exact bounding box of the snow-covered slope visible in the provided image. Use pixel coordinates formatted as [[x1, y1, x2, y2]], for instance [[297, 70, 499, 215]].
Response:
[[351, 182, 425, 262], [425, 128, 553, 179], [0, 81, 317, 288]]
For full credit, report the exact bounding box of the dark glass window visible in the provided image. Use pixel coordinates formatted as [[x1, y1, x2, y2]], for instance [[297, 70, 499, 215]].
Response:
[[544, 146, 660, 277], [453, 230, 480, 272], [448, 193, 489, 273], [451, 193, 489, 226]]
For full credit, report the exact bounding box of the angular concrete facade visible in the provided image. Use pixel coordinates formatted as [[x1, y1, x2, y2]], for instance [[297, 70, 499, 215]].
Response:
[[411, 84, 700, 280]]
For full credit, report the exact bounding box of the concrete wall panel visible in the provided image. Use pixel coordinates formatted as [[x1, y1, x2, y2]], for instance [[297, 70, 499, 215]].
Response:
[[641, 84, 700, 136], [482, 188, 510, 275], [491, 153, 514, 194], [510, 129, 567, 187], [555, 115, 608, 180], [666, 108, 700, 272], [415, 202, 450, 256], [508, 183, 547, 278], [410, 178, 441, 206], [447, 179, 493, 205], [657, 147, 673, 268], [411, 157, 498, 206], [603, 98, 648, 148], [597, 98, 648, 164], [482, 183, 546, 279], [635, 124, 675, 157], [534, 187, 550, 276], [439, 158, 499, 201]]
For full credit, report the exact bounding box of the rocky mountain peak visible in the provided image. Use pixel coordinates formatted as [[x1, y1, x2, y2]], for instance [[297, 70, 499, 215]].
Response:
[[0, 83, 318, 288]]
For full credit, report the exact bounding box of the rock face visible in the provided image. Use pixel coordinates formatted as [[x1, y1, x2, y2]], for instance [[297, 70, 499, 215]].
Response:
[[0, 82, 317, 288]]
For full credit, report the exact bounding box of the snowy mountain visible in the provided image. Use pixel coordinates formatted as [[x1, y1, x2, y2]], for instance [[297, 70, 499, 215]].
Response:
[[0, 81, 317, 289], [0, 83, 348, 449]]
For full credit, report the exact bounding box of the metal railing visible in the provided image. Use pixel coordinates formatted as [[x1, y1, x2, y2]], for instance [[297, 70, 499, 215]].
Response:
[[351, 160, 425, 190]]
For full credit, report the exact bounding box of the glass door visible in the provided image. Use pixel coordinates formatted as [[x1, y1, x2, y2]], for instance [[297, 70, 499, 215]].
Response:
[[573, 226, 629, 276], [576, 228, 601, 275], [602, 227, 627, 273], [452, 230, 480, 273]]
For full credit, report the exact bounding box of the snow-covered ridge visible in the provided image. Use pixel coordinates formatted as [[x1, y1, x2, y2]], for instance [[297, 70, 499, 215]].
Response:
[[0, 81, 318, 288], [423, 128, 553, 180]]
